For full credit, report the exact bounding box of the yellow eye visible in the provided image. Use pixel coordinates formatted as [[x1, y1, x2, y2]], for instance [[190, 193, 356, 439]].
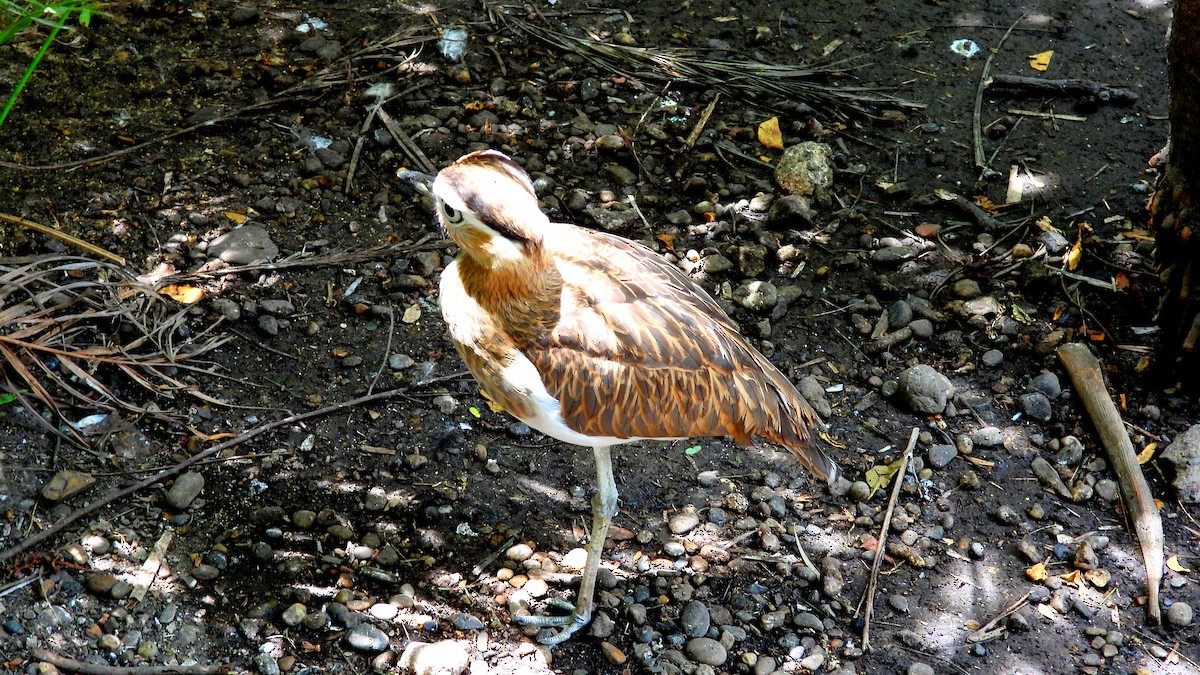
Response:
[[442, 202, 463, 223]]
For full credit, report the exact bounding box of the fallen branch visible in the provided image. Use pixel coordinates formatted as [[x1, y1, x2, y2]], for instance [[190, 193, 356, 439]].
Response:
[[987, 74, 1138, 104], [974, 16, 1023, 169], [0, 388, 413, 565], [861, 427, 919, 652], [966, 591, 1031, 643], [0, 214, 125, 265], [32, 649, 234, 675], [1056, 343, 1163, 625]]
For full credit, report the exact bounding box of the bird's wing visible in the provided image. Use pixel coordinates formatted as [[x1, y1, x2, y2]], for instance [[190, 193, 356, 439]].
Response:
[[525, 225, 836, 480]]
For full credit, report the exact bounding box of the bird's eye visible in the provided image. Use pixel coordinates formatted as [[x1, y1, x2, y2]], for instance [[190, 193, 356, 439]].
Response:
[[442, 203, 463, 223]]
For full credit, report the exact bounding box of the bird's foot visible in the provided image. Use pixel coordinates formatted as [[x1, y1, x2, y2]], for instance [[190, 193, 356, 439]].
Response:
[[514, 598, 591, 645]]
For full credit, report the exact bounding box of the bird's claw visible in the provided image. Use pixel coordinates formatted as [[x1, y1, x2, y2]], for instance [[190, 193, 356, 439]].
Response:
[[514, 599, 591, 645]]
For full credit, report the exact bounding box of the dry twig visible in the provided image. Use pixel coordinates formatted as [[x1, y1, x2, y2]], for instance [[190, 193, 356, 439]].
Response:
[[500, 13, 924, 119], [1057, 343, 1163, 625], [0, 255, 232, 444], [861, 427, 919, 652], [0, 388, 414, 565], [32, 648, 235, 675]]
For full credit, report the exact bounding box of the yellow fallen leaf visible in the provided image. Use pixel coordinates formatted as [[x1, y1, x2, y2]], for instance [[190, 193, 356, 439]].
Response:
[[1028, 50, 1054, 71], [402, 304, 421, 324], [1036, 215, 1058, 233], [1167, 555, 1191, 573], [1026, 562, 1048, 581], [864, 457, 905, 499], [224, 211, 248, 224], [158, 284, 205, 304], [1060, 569, 1082, 586], [1122, 228, 1155, 241], [758, 116, 784, 151], [1136, 442, 1157, 465], [1084, 568, 1110, 588], [1065, 235, 1083, 271]]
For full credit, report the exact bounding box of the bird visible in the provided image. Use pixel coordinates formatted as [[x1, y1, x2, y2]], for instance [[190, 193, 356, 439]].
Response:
[[400, 149, 838, 645]]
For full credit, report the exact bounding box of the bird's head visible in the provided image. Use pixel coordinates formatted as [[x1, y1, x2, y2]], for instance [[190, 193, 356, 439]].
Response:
[[404, 149, 549, 269]]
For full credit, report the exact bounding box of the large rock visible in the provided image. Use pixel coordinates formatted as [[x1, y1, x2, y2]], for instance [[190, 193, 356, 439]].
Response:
[[896, 364, 955, 415], [1161, 424, 1200, 502], [775, 142, 834, 206], [208, 225, 278, 264]]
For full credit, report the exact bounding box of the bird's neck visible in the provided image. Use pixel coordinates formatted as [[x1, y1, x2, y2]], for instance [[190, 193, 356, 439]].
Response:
[[456, 245, 561, 344]]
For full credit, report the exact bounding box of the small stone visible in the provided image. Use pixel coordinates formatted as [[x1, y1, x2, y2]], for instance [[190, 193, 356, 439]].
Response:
[[872, 246, 918, 264], [282, 603, 307, 626], [952, 279, 982, 299], [888, 594, 910, 613], [799, 652, 826, 671], [253, 655, 280, 675], [1166, 602, 1193, 627], [981, 349, 1004, 368], [909, 318, 934, 338], [846, 481, 871, 502], [669, 507, 701, 535], [994, 505, 1019, 525], [1029, 372, 1062, 398], [735, 280, 779, 312], [1089, 479, 1119, 503], [604, 164, 638, 186], [166, 472, 205, 510], [907, 663, 935, 675], [345, 624, 390, 653], [41, 470, 96, 502], [1027, 503, 1046, 520], [600, 641, 627, 664], [685, 637, 728, 666], [97, 633, 121, 651], [589, 611, 615, 638], [888, 300, 914, 328], [1021, 392, 1053, 421], [680, 601, 711, 637], [450, 612, 484, 630], [793, 611, 824, 632], [192, 564, 220, 581], [398, 640, 470, 675], [86, 574, 118, 595], [292, 510, 316, 528], [259, 299, 295, 316], [972, 426, 1004, 447], [927, 444, 957, 469]]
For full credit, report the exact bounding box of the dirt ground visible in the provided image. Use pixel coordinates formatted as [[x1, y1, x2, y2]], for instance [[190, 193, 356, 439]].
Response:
[[1, 0, 1197, 674]]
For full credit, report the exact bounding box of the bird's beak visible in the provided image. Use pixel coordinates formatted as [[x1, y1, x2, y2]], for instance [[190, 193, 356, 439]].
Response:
[[396, 169, 434, 198]]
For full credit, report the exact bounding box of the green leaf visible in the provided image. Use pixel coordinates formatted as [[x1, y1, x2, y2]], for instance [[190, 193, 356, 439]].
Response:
[[864, 457, 906, 499], [0, 393, 16, 405], [468, 406, 481, 418], [684, 445, 702, 456]]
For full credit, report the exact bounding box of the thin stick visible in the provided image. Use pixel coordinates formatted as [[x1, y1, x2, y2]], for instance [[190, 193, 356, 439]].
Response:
[[376, 106, 436, 175], [0, 213, 125, 265], [861, 427, 919, 653], [974, 16, 1024, 169], [31, 649, 234, 675], [1056, 343, 1163, 625], [0, 388, 412, 564], [684, 93, 720, 149]]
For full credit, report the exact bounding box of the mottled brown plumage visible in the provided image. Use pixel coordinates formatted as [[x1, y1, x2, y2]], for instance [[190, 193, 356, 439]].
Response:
[[434, 150, 836, 480], [421, 149, 837, 644]]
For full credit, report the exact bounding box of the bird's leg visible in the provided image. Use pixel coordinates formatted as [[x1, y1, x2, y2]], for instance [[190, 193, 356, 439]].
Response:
[[515, 445, 618, 646]]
